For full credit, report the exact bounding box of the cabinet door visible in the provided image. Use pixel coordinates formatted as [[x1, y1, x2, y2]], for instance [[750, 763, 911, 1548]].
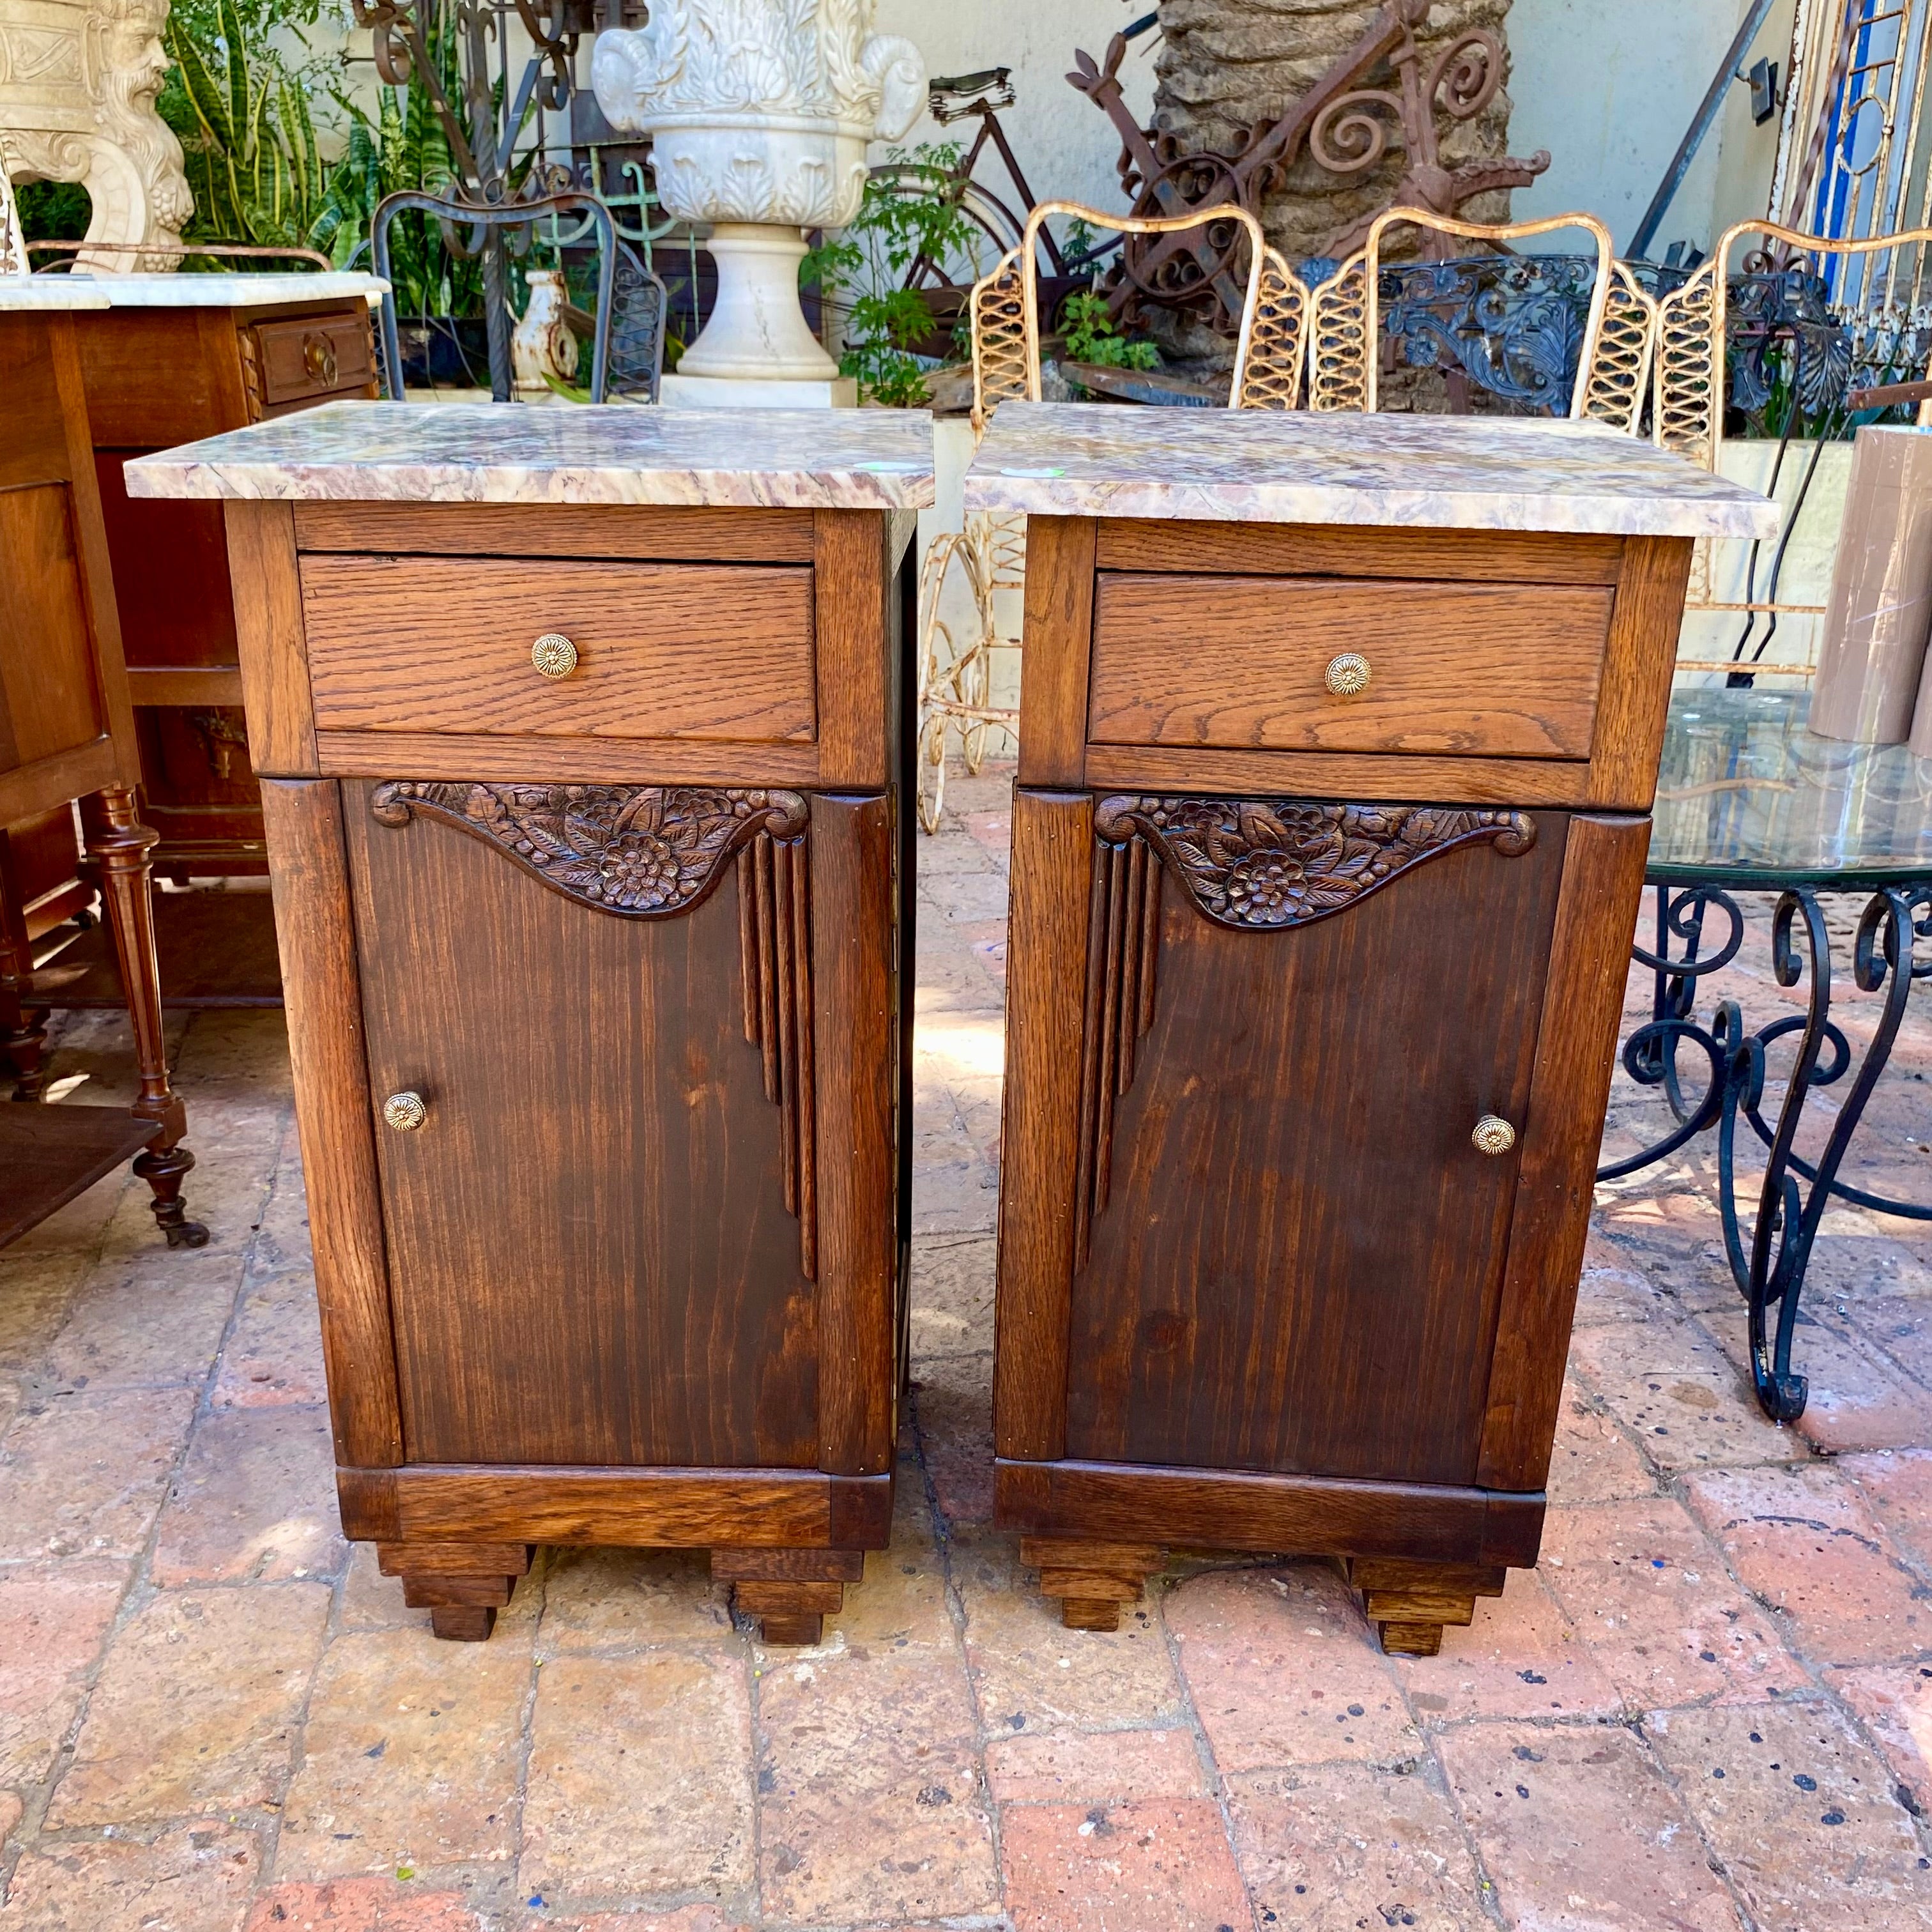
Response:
[[343, 779, 819, 1469], [1059, 796, 1570, 1489]]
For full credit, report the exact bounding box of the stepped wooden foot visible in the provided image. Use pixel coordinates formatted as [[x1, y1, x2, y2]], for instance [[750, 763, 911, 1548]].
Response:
[[712, 1547, 864, 1645], [1020, 1538, 1167, 1631], [1349, 1558, 1506, 1657], [377, 1540, 533, 1641]]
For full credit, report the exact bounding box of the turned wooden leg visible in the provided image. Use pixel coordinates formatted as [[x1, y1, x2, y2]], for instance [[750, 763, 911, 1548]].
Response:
[[1349, 1558, 1508, 1657], [712, 1547, 865, 1646], [80, 788, 206, 1247], [0, 832, 50, 1100], [376, 1540, 534, 1641], [1020, 1538, 1167, 1631]]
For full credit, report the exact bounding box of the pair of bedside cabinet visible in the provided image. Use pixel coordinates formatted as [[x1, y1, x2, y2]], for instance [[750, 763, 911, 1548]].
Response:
[[128, 401, 1774, 1655]]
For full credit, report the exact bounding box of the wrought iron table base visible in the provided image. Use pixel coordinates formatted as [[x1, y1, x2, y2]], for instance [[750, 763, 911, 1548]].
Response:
[[1598, 881, 1932, 1422]]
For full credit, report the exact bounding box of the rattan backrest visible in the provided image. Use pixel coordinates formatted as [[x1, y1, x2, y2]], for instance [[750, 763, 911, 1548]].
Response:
[[1308, 206, 1652, 431], [966, 200, 1313, 427], [1654, 218, 1932, 470]]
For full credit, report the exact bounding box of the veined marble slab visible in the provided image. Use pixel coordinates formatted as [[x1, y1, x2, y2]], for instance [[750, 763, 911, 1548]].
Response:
[[963, 403, 1781, 540], [125, 400, 937, 510], [0, 272, 387, 310]]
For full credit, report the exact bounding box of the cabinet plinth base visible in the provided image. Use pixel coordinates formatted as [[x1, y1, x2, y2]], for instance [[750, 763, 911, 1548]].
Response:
[[377, 1540, 533, 1641], [1349, 1557, 1507, 1656], [712, 1547, 865, 1645], [1019, 1537, 1167, 1631]]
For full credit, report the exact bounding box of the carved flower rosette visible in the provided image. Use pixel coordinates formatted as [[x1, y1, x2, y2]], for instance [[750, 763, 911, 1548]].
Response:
[[1094, 795, 1535, 931], [371, 781, 808, 917]]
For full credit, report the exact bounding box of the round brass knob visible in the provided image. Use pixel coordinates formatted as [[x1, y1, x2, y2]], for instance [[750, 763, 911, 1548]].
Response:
[[301, 330, 339, 386], [381, 1090, 427, 1133], [1471, 1114, 1517, 1156], [530, 632, 578, 680], [1324, 652, 1371, 696]]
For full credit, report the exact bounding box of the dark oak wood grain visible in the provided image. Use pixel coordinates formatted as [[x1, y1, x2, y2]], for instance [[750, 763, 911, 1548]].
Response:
[[226, 500, 316, 777], [259, 779, 404, 1466], [993, 790, 1094, 1462], [1094, 520, 1625, 584], [811, 792, 899, 1476], [1013, 518, 1098, 787], [312, 730, 820, 790], [302, 555, 817, 743], [1584, 536, 1698, 809], [1081, 744, 1592, 808], [996, 1459, 1545, 1568], [1477, 813, 1653, 1490], [1089, 574, 1612, 757], [293, 501, 817, 563], [1066, 812, 1567, 1487], [345, 782, 817, 1469]]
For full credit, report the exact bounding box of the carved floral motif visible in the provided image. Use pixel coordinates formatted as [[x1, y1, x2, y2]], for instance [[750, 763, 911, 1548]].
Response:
[[370, 781, 808, 916], [1094, 795, 1536, 931]]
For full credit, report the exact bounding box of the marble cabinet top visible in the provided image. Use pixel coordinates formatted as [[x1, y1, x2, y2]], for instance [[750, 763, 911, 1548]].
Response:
[[962, 404, 1781, 539], [125, 400, 938, 510], [0, 272, 387, 310]]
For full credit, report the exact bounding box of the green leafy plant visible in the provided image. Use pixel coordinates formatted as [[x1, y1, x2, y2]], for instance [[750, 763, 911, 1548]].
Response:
[[1059, 288, 1160, 371], [802, 143, 982, 405], [162, 0, 326, 249]]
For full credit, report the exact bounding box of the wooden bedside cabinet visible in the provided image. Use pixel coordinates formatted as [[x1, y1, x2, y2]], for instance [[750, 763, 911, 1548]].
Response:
[[128, 403, 933, 1642], [967, 406, 1779, 1656]]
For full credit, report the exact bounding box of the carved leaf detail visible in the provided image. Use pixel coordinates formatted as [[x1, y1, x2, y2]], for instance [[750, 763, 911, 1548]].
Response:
[[370, 781, 808, 917], [1094, 795, 1535, 931]]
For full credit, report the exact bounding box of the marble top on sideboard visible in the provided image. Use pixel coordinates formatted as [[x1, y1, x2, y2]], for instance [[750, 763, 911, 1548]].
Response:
[[125, 401, 938, 510], [0, 273, 387, 310], [962, 404, 1781, 539]]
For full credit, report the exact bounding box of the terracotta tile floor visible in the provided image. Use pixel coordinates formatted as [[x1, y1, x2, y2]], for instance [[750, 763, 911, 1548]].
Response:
[[3, 762, 1932, 1931]]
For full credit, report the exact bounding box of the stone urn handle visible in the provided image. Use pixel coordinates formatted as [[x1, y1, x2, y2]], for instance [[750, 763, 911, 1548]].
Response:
[[861, 33, 925, 141]]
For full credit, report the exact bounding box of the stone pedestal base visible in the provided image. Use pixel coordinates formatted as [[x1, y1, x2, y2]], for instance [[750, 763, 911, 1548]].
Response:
[[659, 373, 857, 410]]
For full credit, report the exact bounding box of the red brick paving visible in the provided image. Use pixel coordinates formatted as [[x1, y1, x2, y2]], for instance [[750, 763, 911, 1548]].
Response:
[[1, 772, 1928, 1928]]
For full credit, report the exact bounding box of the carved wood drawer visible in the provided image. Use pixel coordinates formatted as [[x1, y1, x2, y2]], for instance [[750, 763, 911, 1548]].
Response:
[[301, 554, 818, 744], [249, 312, 376, 410], [1087, 572, 1614, 760]]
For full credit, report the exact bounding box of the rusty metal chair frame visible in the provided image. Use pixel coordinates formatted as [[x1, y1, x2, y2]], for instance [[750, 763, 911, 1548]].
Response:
[[1307, 205, 1655, 431], [1654, 218, 1932, 681], [918, 199, 1312, 832]]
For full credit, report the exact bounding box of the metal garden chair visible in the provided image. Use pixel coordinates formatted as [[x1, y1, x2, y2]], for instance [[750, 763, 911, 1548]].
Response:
[[916, 199, 1313, 832]]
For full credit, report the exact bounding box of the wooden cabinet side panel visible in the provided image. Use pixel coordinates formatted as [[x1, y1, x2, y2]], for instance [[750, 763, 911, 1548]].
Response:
[[226, 500, 318, 776], [258, 778, 404, 1468], [1584, 536, 1695, 809], [993, 790, 1094, 1461], [1013, 518, 1097, 787], [1477, 813, 1652, 1490], [812, 792, 899, 1475], [813, 510, 891, 788]]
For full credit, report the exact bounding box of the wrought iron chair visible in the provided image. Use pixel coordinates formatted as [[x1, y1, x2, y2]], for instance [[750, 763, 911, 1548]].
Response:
[[1653, 219, 1932, 683], [1307, 206, 1657, 431], [372, 187, 621, 402], [917, 199, 1313, 831]]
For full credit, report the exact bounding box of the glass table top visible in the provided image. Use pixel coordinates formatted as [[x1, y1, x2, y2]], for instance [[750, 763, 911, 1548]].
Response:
[[1650, 687, 1932, 887]]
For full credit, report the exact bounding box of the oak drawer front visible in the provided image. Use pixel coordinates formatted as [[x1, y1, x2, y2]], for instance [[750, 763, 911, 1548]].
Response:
[[1089, 572, 1613, 759], [302, 555, 817, 742], [250, 312, 375, 408]]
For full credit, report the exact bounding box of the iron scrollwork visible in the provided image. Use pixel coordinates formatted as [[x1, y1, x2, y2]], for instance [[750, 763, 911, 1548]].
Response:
[[1600, 882, 1932, 1421], [1094, 795, 1536, 932]]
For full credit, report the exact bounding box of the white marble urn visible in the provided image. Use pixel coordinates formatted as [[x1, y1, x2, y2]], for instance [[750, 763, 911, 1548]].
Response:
[[592, 0, 924, 385]]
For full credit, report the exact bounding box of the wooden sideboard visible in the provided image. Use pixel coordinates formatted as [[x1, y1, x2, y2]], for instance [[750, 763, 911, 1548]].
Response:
[[128, 404, 933, 1641], [4, 276, 383, 1023], [0, 309, 203, 1245], [967, 406, 1780, 1657]]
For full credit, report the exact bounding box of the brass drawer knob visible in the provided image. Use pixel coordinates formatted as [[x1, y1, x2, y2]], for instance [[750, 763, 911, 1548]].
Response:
[[1324, 652, 1371, 696], [1471, 1114, 1516, 1156], [531, 632, 579, 680], [382, 1090, 427, 1132], [301, 330, 339, 386]]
